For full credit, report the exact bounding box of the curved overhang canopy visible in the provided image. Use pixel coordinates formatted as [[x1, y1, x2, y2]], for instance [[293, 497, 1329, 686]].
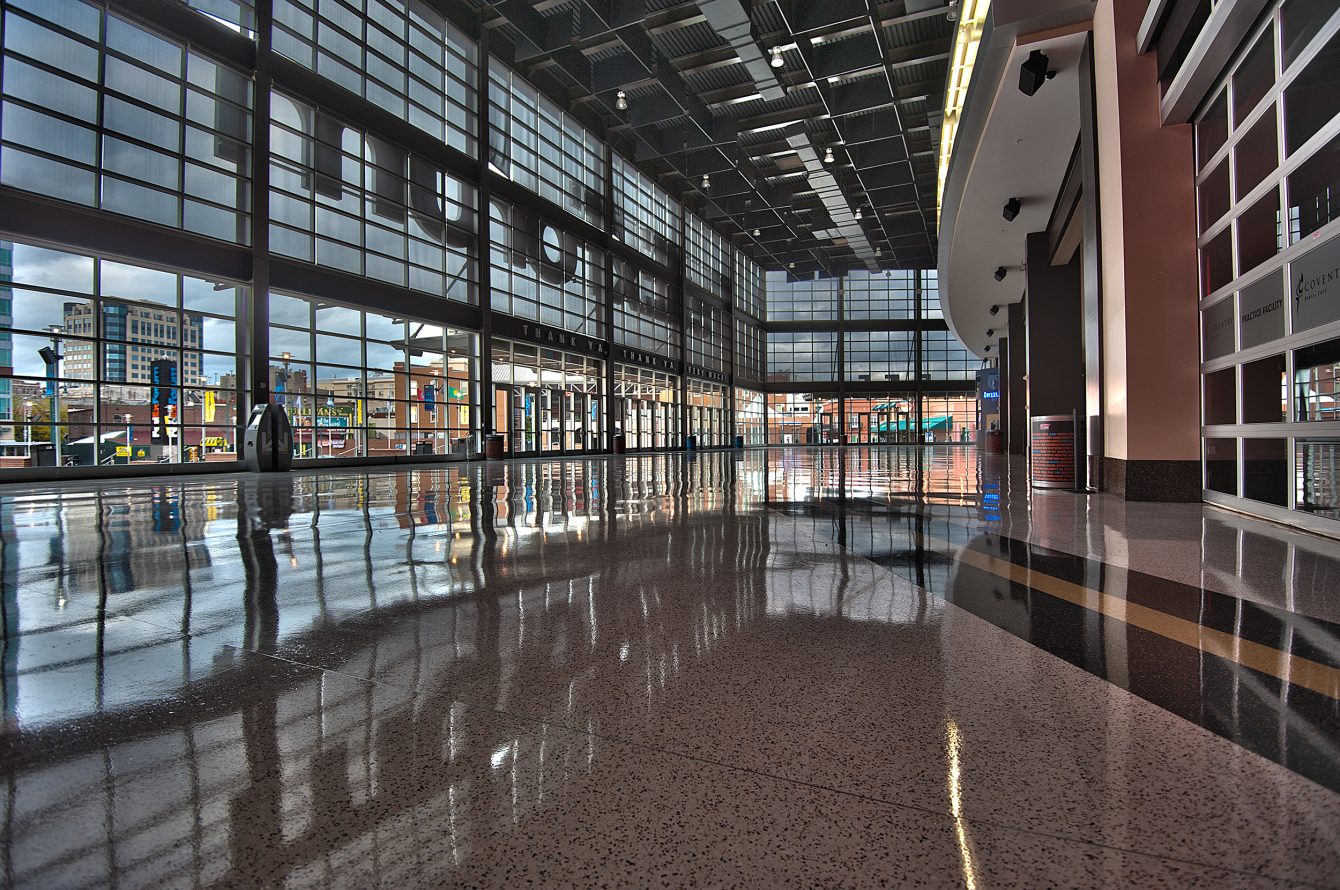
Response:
[[936, 1, 1096, 357]]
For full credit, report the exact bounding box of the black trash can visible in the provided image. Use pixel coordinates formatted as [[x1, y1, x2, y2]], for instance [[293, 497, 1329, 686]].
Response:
[[485, 434, 505, 460], [734, 435, 744, 449], [685, 435, 697, 451], [612, 434, 626, 455]]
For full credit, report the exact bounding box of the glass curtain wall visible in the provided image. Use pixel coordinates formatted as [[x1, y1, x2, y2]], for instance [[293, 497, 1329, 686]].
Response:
[[1197, 1, 1340, 523], [766, 331, 839, 383], [268, 292, 477, 459], [269, 91, 477, 300], [687, 380, 728, 448], [0, 1, 254, 243], [491, 338, 603, 455], [767, 392, 840, 445], [686, 212, 731, 300], [487, 61, 604, 225], [0, 0, 992, 472], [611, 154, 680, 267], [0, 240, 247, 467], [844, 394, 918, 445], [764, 268, 976, 446], [613, 260, 680, 359], [687, 297, 728, 373], [272, 0, 478, 156], [920, 393, 979, 444], [735, 388, 766, 445], [764, 272, 837, 322], [488, 198, 605, 337], [734, 318, 765, 383], [615, 364, 679, 450]]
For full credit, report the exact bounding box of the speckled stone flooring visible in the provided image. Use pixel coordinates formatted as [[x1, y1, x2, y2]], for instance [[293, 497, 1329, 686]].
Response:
[[1, 447, 1337, 888]]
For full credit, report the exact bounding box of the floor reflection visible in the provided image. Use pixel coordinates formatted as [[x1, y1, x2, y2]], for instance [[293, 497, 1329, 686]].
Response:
[[2, 447, 1339, 887]]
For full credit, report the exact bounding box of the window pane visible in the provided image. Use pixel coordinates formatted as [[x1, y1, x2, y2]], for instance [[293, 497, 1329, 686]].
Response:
[[1283, 26, 1340, 155], [1231, 33, 1274, 127], [1286, 132, 1340, 242], [1204, 368, 1236, 424], [1241, 354, 1285, 423], [1198, 90, 1229, 169]]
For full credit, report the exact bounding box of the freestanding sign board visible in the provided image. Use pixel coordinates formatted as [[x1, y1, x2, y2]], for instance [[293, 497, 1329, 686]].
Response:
[[1030, 414, 1077, 489]]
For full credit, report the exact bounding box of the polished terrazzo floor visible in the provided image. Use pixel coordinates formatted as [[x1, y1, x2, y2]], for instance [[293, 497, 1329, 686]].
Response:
[[1, 447, 1338, 888]]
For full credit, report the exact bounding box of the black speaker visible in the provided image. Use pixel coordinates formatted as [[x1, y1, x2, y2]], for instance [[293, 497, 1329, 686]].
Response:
[[1019, 50, 1053, 97], [1003, 197, 1021, 221]]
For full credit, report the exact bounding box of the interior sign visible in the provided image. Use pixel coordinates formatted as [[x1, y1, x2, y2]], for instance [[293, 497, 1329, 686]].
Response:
[[1292, 231, 1340, 333]]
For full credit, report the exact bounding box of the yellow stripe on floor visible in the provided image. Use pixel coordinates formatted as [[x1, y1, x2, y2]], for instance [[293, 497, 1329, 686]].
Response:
[[943, 541, 1340, 701]]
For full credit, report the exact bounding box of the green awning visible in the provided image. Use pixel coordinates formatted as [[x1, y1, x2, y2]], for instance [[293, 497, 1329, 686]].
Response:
[[873, 415, 953, 432]]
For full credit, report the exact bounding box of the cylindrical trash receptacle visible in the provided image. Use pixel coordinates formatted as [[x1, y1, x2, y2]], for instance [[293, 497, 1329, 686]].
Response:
[[984, 429, 1004, 454], [485, 434, 505, 460], [734, 435, 744, 449], [612, 434, 626, 454], [685, 435, 697, 451]]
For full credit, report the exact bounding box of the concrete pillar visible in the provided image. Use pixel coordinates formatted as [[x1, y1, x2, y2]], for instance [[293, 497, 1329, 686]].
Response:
[[1091, 0, 1201, 500], [1024, 232, 1085, 418], [1006, 302, 1027, 455]]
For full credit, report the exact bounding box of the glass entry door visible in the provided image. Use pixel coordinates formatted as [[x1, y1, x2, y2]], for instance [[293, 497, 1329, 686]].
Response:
[[563, 391, 585, 452], [853, 413, 871, 444], [637, 401, 653, 450], [509, 386, 541, 455], [653, 403, 671, 449], [541, 388, 561, 452], [585, 395, 600, 451]]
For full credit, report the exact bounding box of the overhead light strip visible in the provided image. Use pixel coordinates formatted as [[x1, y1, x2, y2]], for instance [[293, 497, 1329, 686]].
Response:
[[937, 0, 991, 223]]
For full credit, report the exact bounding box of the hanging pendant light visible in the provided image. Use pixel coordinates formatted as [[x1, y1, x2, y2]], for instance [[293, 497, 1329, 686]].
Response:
[[823, 146, 835, 164], [770, 47, 785, 68], [854, 206, 863, 220], [701, 173, 710, 190], [615, 90, 628, 111], [752, 228, 760, 237]]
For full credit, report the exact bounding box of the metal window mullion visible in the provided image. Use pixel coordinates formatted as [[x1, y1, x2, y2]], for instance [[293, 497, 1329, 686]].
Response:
[[250, 0, 273, 418]]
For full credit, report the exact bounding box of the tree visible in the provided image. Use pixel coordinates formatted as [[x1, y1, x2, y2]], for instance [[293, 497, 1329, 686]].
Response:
[[25, 400, 68, 444]]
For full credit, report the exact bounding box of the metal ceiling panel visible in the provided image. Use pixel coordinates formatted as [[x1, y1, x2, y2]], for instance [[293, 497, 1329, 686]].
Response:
[[485, 0, 954, 270]]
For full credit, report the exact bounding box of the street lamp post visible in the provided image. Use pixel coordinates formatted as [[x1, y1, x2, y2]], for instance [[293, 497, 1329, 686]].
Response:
[[41, 325, 63, 466], [278, 351, 294, 456]]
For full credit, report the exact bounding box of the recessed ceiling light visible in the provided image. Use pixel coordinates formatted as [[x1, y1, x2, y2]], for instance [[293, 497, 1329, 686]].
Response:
[[770, 47, 784, 68]]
